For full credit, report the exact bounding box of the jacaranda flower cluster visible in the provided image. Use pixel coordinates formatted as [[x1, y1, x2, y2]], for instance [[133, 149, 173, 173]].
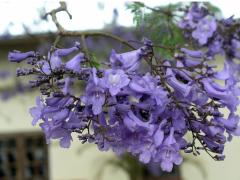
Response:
[[8, 2, 240, 172]]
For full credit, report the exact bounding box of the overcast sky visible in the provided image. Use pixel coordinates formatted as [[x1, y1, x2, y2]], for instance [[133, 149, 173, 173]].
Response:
[[0, 0, 240, 36]]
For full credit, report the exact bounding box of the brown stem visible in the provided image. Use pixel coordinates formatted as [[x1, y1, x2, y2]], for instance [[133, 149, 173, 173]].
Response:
[[80, 35, 90, 59], [60, 30, 135, 50], [45, 1, 135, 50], [44, 1, 72, 32]]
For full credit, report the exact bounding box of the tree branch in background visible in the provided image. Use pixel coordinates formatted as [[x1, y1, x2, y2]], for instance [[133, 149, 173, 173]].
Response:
[[44, 1, 72, 32]]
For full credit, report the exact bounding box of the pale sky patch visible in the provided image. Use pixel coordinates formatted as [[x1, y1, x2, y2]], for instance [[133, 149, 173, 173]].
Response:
[[0, 0, 240, 36]]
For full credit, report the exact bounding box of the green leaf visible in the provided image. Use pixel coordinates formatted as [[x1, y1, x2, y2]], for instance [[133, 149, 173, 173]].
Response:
[[89, 54, 101, 69], [128, 3, 186, 59], [126, 2, 145, 26]]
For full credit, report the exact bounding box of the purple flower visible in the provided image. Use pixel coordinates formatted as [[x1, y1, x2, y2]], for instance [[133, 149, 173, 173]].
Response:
[[202, 78, 239, 112], [171, 109, 187, 133], [216, 114, 240, 138], [29, 96, 44, 125], [50, 42, 80, 69], [123, 111, 154, 133], [207, 37, 223, 57], [40, 120, 72, 148], [59, 134, 72, 148], [8, 50, 35, 62], [50, 111, 86, 148], [82, 69, 105, 115], [166, 67, 192, 97], [231, 39, 240, 59], [153, 120, 167, 147], [54, 42, 80, 56], [139, 150, 152, 164], [49, 53, 62, 69], [130, 73, 168, 106], [37, 60, 51, 75], [192, 16, 217, 45], [183, 57, 202, 67], [181, 48, 203, 58], [110, 48, 143, 72], [64, 111, 86, 130], [52, 108, 70, 124], [30, 97, 73, 148], [62, 77, 73, 95], [179, 2, 207, 29], [189, 84, 208, 105], [103, 69, 130, 96], [31, 95, 83, 148], [223, 16, 234, 26], [158, 128, 183, 172], [45, 96, 74, 108], [82, 83, 105, 115], [202, 136, 224, 154], [214, 61, 231, 80], [65, 53, 85, 73]]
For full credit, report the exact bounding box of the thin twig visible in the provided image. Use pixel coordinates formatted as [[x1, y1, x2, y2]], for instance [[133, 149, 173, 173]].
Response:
[[45, 2, 135, 50], [44, 1, 72, 32], [80, 35, 90, 60], [60, 31, 135, 50]]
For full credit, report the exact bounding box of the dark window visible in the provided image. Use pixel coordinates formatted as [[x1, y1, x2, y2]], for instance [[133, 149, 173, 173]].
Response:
[[0, 132, 49, 180]]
